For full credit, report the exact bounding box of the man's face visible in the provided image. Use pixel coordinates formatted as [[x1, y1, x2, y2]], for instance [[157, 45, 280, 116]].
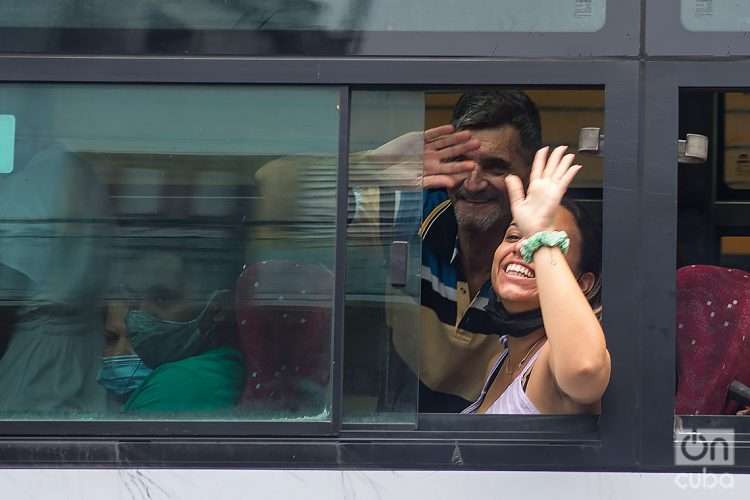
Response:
[[448, 125, 530, 233], [103, 252, 198, 357], [123, 252, 198, 322]]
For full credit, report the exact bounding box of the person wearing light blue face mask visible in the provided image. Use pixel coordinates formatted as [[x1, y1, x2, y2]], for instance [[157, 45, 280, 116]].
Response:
[[97, 355, 153, 397], [98, 301, 153, 402], [100, 251, 245, 414]]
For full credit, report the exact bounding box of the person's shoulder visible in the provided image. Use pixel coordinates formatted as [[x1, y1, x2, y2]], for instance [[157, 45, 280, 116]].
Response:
[[162, 347, 244, 374], [423, 189, 450, 211], [419, 190, 455, 242], [123, 348, 245, 412]]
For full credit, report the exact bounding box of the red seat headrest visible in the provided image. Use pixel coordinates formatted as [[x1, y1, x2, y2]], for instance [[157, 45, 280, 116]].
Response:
[[675, 265, 750, 415]]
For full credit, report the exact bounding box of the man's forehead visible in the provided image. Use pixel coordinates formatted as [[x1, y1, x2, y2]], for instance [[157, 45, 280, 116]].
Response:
[[466, 125, 523, 157]]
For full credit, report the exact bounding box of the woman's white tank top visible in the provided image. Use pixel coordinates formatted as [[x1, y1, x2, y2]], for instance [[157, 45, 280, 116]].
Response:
[[462, 339, 543, 415]]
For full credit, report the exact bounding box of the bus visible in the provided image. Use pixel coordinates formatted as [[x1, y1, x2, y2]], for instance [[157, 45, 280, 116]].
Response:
[[0, 1, 748, 498]]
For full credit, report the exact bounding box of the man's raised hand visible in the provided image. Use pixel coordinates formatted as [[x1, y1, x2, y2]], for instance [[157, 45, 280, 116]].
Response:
[[363, 124, 478, 190], [421, 125, 479, 190]]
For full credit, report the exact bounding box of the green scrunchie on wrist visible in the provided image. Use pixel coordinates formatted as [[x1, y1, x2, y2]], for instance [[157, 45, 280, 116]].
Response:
[[520, 230, 570, 264]]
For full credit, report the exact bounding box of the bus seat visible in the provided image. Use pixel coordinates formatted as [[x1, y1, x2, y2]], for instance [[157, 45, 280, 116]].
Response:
[[675, 265, 750, 415], [234, 260, 333, 414]]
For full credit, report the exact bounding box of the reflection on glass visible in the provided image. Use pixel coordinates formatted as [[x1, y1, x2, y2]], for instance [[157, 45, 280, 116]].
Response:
[[344, 91, 424, 424], [682, 0, 750, 32], [0, 144, 111, 415], [0, 84, 339, 420], [0, 0, 605, 32]]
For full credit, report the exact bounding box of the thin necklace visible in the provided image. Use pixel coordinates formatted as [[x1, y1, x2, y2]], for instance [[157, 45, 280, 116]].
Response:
[[504, 336, 545, 374]]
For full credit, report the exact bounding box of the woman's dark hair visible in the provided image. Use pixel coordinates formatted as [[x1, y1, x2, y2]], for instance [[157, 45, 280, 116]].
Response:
[[560, 197, 602, 310], [451, 90, 542, 163], [560, 197, 601, 277]]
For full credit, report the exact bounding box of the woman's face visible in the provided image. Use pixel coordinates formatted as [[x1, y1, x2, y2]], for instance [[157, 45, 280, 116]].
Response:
[[491, 206, 590, 314]]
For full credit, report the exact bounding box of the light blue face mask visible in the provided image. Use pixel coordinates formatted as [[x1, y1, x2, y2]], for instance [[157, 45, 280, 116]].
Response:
[[97, 354, 153, 396]]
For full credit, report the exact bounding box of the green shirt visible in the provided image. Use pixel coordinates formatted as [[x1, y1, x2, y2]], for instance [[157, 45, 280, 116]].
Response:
[[123, 346, 245, 414]]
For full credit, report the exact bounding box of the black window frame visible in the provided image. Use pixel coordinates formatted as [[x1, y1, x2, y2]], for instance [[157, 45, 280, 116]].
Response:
[[0, 57, 643, 470], [0, 0, 641, 58], [642, 61, 750, 472], [646, 0, 750, 56]]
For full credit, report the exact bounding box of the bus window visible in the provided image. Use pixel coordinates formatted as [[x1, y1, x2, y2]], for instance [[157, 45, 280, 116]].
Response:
[[343, 87, 606, 423], [682, 1, 750, 32], [0, 0, 605, 33], [676, 90, 750, 418], [342, 91, 424, 424], [0, 84, 339, 421]]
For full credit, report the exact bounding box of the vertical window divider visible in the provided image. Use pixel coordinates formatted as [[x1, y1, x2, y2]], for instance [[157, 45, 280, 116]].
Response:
[[330, 85, 352, 434]]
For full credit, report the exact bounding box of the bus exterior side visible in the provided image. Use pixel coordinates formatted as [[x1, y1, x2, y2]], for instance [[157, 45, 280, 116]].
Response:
[[0, 1, 749, 499]]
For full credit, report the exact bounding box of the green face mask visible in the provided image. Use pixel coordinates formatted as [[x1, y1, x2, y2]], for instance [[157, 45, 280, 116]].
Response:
[[126, 290, 230, 369]]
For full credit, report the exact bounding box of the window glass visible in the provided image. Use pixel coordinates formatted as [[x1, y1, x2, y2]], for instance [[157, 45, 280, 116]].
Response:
[[724, 93, 750, 191], [681, 1, 750, 32], [0, 0, 606, 32], [0, 84, 339, 421], [345, 87, 606, 422], [676, 90, 750, 419], [344, 91, 424, 424], [721, 236, 750, 270]]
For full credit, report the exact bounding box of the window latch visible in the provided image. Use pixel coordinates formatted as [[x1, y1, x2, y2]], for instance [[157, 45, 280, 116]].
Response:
[[678, 134, 709, 164], [390, 241, 408, 288], [577, 127, 604, 156], [579, 128, 709, 164]]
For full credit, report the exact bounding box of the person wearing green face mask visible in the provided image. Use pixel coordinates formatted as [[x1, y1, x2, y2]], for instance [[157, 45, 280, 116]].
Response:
[[100, 251, 245, 414]]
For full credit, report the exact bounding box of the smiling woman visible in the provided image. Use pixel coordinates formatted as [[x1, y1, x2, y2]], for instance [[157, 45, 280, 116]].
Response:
[[462, 146, 609, 415]]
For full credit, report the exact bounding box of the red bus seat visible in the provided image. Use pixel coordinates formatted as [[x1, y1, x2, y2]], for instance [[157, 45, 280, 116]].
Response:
[[675, 265, 750, 415], [235, 260, 333, 414]]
